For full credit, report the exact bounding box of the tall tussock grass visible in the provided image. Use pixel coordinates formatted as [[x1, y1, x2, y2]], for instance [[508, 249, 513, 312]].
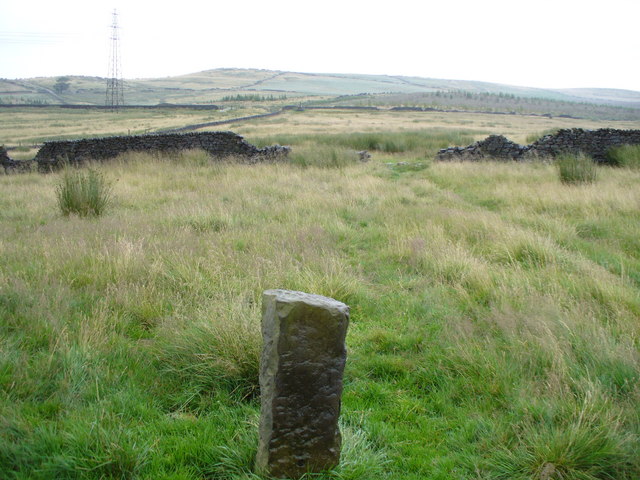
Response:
[[55, 165, 113, 216], [154, 300, 262, 405], [493, 388, 636, 480], [288, 145, 360, 168], [607, 144, 640, 169], [556, 153, 598, 185]]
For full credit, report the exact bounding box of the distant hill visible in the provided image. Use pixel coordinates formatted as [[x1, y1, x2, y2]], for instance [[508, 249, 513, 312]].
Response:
[[553, 88, 640, 107], [1, 68, 639, 120]]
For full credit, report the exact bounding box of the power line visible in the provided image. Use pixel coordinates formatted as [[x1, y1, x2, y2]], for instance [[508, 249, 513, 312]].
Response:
[[105, 10, 124, 109]]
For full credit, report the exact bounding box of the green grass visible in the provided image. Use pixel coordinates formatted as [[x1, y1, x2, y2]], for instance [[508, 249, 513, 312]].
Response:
[[250, 129, 478, 158], [556, 153, 598, 185], [607, 144, 640, 168], [1, 144, 639, 479], [287, 145, 361, 168]]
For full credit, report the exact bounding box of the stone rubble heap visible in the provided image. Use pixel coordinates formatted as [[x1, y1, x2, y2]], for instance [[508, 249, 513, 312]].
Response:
[[437, 128, 640, 163], [357, 150, 372, 162], [437, 135, 526, 161]]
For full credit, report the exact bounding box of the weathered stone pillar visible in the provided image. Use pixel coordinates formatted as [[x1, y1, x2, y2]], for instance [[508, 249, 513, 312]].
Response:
[[256, 289, 349, 479]]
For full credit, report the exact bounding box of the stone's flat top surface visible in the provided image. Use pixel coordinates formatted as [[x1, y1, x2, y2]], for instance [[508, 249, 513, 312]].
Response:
[[263, 289, 349, 312]]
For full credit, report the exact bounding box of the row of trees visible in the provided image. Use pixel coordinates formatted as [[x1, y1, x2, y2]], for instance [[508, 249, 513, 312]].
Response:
[[339, 90, 640, 121]]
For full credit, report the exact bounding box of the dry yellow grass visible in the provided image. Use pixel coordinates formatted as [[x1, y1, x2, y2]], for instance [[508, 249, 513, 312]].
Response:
[[229, 109, 640, 144], [0, 107, 262, 146], [3, 106, 638, 149]]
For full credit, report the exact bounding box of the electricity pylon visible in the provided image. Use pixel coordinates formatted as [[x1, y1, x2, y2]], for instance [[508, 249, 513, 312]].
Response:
[[105, 9, 124, 109]]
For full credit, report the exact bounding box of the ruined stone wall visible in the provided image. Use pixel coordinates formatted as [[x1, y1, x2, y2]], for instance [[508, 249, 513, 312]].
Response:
[[34, 131, 288, 171], [0, 146, 34, 174], [437, 135, 526, 161], [437, 128, 640, 163]]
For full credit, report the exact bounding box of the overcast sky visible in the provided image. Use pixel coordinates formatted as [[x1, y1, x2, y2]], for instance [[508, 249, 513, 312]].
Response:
[[1, 0, 639, 91]]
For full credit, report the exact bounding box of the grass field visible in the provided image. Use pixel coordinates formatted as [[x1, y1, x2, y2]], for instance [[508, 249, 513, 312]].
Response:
[[0, 106, 267, 148], [233, 109, 640, 145], [3, 106, 640, 151], [1, 109, 640, 479]]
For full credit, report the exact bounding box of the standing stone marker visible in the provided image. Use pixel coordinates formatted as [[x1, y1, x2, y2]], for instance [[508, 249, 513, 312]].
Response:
[[256, 289, 350, 479]]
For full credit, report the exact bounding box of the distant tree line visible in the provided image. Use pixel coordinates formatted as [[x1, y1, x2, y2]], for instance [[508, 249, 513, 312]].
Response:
[[220, 93, 288, 102], [0, 97, 50, 105], [335, 90, 640, 121]]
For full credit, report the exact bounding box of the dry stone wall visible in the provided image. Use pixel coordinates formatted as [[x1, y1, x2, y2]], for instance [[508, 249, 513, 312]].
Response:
[[34, 131, 289, 171], [437, 128, 640, 163], [527, 129, 640, 162]]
